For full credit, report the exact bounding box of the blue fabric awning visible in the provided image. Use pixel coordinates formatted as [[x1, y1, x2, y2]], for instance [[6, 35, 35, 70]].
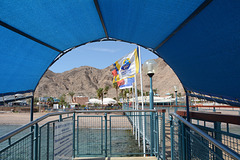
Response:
[[0, 0, 239, 103]]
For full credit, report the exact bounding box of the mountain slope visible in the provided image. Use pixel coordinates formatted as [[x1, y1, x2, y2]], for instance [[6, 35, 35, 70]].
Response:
[[35, 58, 184, 99]]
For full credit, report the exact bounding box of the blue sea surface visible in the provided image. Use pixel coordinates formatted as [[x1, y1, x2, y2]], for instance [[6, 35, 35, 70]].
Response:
[[0, 125, 22, 136], [0, 124, 143, 157], [0, 125, 22, 150]]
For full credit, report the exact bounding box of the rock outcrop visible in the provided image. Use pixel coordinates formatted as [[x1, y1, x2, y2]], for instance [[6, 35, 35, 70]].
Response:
[[35, 58, 184, 99]]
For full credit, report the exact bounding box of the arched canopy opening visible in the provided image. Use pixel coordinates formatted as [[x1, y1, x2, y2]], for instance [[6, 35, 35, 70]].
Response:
[[0, 0, 239, 105]]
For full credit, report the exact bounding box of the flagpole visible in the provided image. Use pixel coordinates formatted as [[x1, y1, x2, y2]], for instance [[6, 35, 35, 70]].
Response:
[[132, 86, 135, 135], [134, 74, 140, 146], [134, 74, 139, 142], [112, 48, 142, 146], [138, 45, 146, 155]]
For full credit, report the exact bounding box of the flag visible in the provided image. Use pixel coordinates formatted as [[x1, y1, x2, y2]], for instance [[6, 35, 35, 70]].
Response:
[[112, 69, 120, 84], [119, 77, 135, 89], [112, 69, 118, 77], [117, 79, 125, 86], [113, 49, 140, 81]]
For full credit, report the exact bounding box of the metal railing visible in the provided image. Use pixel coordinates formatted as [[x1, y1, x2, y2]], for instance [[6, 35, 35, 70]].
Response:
[[0, 111, 74, 160], [123, 104, 166, 159], [170, 112, 240, 160], [0, 109, 165, 160], [137, 104, 240, 120]]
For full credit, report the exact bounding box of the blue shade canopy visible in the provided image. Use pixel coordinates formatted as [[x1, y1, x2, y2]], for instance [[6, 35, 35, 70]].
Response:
[[0, 1, 239, 103], [0, 0, 105, 51], [0, 26, 59, 95], [156, 0, 240, 100], [98, 0, 204, 48]]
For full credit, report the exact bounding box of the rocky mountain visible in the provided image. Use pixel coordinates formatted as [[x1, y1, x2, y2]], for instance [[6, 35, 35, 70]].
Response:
[[35, 58, 184, 100]]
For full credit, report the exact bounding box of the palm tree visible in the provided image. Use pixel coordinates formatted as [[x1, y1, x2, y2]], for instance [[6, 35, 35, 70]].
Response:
[[47, 97, 54, 108], [68, 91, 75, 102], [34, 97, 39, 105], [104, 86, 110, 97], [59, 94, 66, 108], [177, 92, 182, 97], [153, 88, 158, 95], [129, 88, 133, 99], [113, 82, 119, 102], [123, 89, 129, 99], [97, 88, 104, 108], [119, 89, 124, 99], [146, 91, 149, 96], [137, 89, 141, 97], [123, 89, 129, 103]]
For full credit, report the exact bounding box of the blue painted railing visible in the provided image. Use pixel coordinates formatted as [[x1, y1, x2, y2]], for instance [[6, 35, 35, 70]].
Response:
[[0, 109, 164, 160], [2, 107, 239, 160], [170, 112, 240, 160], [123, 104, 166, 159]]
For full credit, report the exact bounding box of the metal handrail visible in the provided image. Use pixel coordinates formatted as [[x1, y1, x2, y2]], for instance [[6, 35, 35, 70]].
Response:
[[170, 112, 240, 160], [0, 109, 156, 143]]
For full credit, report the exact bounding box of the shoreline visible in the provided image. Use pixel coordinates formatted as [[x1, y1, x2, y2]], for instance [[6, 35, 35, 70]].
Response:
[[0, 112, 55, 125], [0, 112, 123, 126]]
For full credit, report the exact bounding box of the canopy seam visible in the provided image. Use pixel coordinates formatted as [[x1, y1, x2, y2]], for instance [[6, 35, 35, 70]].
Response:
[[94, 0, 109, 39], [153, 0, 213, 51], [0, 21, 62, 52]]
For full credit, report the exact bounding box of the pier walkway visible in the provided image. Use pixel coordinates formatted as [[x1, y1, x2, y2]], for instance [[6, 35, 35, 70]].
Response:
[[0, 108, 240, 160]]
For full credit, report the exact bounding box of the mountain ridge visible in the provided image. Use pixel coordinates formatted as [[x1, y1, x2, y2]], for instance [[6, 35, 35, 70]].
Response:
[[35, 58, 184, 100]]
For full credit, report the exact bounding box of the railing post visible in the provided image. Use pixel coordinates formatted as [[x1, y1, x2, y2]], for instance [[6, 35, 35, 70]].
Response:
[[214, 121, 222, 159], [38, 126, 41, 159], [213, 107, 216, 112], [150, 112, 154, 156], [177, 121, 182, 160], [104, 113, 108, 157], [144, 111, 147, 156], [110, 115, 112, 156], [170, 115, 174, 160], [31, 94, 34, 132], [34, 123, 39, 160], [59, 115, 63, 122], [8, 138, 11, 146], [181, 122, 186, 160], [174, 106, 177, 113], [52, 123, 55, 160], [186, 94, 190, 122], [154, 112, 158, 156], [162, 111, 166, 160], [77, 114, 79, 156], [196, 107, 199, 125], [47, 123, 49, 160], [72, 112, 76, 158], [31, 94, 34, 122]]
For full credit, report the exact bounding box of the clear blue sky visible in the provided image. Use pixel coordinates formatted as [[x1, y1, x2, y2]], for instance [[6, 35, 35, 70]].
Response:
[[49, 41, 159, 73]]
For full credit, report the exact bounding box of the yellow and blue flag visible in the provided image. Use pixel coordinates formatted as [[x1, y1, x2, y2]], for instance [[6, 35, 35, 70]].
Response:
[[119, 77, 135, 89], [113, 48, 140, 81]]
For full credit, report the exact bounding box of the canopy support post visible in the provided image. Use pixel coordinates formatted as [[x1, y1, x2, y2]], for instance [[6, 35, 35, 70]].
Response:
[[30, 92, 34, 122], [186, 92, 190, 122]]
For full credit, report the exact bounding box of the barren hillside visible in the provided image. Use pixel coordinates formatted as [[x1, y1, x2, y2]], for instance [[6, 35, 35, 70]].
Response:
[[35, 58, 184, 100]]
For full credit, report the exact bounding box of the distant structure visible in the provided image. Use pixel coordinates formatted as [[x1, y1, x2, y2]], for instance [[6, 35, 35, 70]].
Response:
[[72, 96, 89, 106]]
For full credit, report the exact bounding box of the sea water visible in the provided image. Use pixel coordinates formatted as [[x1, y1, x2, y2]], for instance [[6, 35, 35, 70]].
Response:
[[0, 123, 239, 156], [0, 125, 143, 157]]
